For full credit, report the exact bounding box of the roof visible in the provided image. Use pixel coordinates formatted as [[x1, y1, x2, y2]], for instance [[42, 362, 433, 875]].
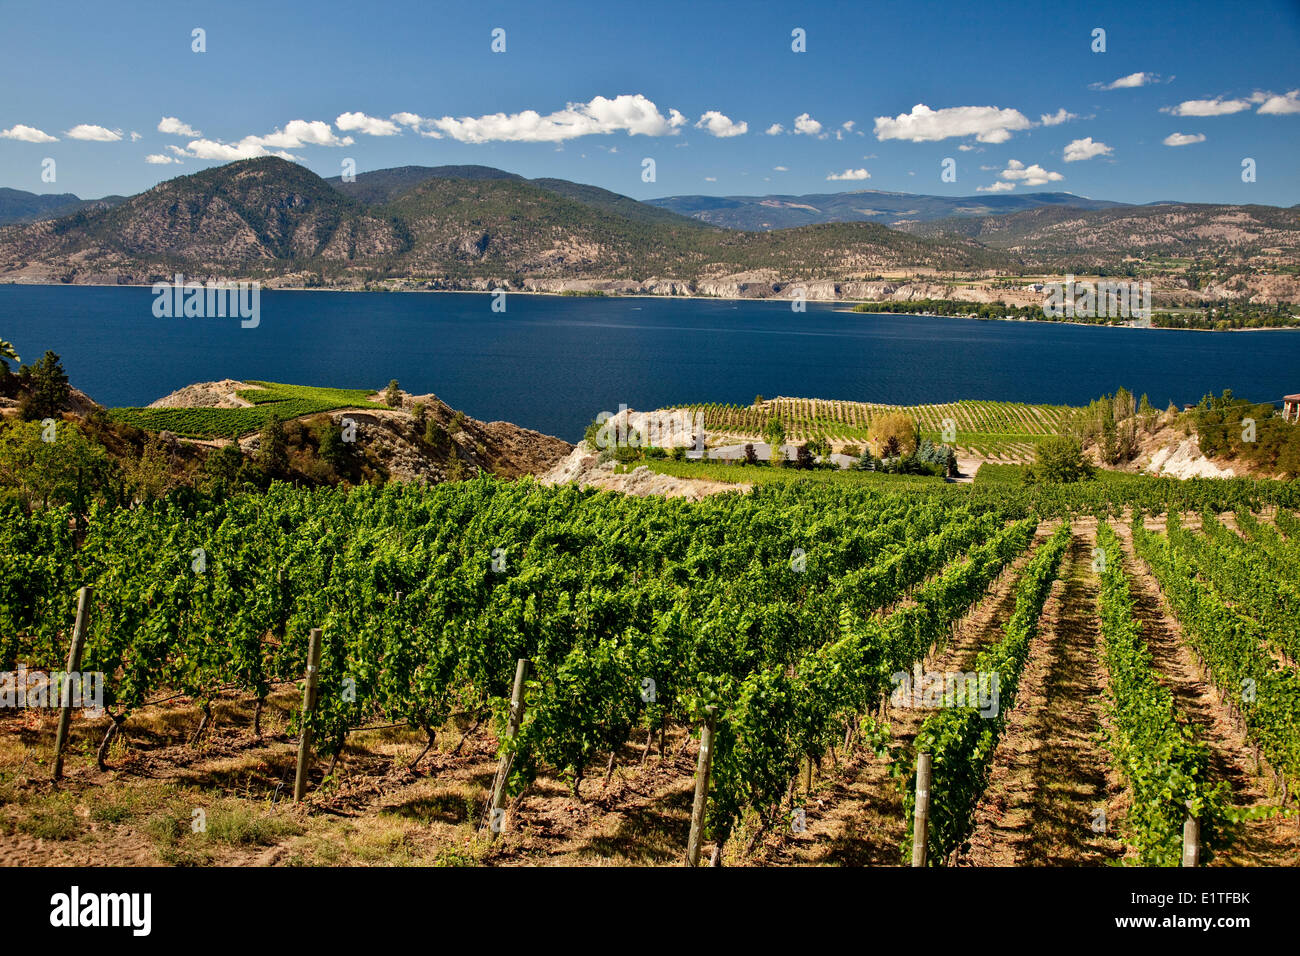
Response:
[[1285, 394, 1300, 401]]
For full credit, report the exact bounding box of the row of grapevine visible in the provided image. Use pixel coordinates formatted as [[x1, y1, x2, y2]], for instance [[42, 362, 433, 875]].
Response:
[[901, 522, 1071, 864], [1163, 512, 1300, 662], [1095, 521, 1227, 864], [705, 516, 1039, 846], [1131, 515, 1300, 788]]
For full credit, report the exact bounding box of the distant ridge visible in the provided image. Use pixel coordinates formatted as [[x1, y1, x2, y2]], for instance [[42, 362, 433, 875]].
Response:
[[646, 189, 1132, 231]]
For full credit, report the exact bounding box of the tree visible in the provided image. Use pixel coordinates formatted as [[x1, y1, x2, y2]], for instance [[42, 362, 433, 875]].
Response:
[[743, 443, 757, 466], [257, 415, 289, 475], [753, 394, 764, 407], [795, 444, 814, 469], [1026, 435, 1094, 484], [0, 339, 18, 365], [0, 419, 111, 523], [425, 419, 448, 450], [763, 417, 785, 447], [384, 379, 402, 408], [122, 435, 177, 502], [317, 420, 351, 470], [869, 412, 918, 459], [21, 350, 70, 420]]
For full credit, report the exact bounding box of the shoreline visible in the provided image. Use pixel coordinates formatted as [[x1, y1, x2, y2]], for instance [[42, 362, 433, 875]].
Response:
[[4, 279, 1298, 330]]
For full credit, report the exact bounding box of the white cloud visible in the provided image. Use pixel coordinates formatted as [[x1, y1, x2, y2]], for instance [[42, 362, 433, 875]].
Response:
[[977, 181, 1016, 193], [997, 158, 1064, 185], [252, 120, 351, 148], [1161, 96, 1254, 117], [144, 153, 179, 164], [1162, 132, 1206, 146], [695, 110, 748, 137], [792, 112, 823, 136], [180, 139, 298, 161], [1063, 137, 1112, 162], [1040, 108, 1078, 126], [130, 131, 141, 142], [957, 143, 977, 152], [841, 120, 855, 131], [336, 111, 401, 136], [158, 116, 201, 137], [873, 103, 1032, 143], [65, 124, 122, 141], [773, 165, 788, 171], [704, 176, 717, 182], [169, 118, 351, 161], [391, 95, 690, 143], [1258, 90, 1300, 115], [0, 124, 57, 143], [1091, 72, 1159, 90], [765, 123, 784, 135], [827, 168, 870, 181]]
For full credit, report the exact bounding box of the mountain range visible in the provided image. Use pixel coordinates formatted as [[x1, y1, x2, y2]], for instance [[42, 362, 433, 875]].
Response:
[[0, 160, 1296, 295], [644, 189, 1134, 231]]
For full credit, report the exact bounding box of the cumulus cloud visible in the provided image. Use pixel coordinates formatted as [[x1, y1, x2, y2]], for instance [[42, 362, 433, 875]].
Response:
[[1161, 95, 1258, 117], [182, 139, 298, 161], [765, 123, 784, 135], [1063, 137, 1112, 162], [65, 124, 122, 141], [1162, 132, 1206, 146], [144, 154, 179, 164], [0, 124, 57, 143], [1090, 72, 1160, 90], [826, 168, 870, 181], [168, 118, 353, 161], [336, 112, 401, 136], [158, 116, 201, 137], [873, 103, 1032, 143], [1258, 90, 1300, 114], [1040, 108, 1078, 126], [695, 110, 747, 137], [792, 112, 823, 136], [773, 165, 788, 171], [389, 95, 690, 143], [997, 158, 1064, 185], [977, 181, 1016, 193], [252, 120, 352, 148]]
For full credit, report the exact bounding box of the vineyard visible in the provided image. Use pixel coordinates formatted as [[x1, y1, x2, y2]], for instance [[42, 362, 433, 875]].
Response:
[[2, 475, 1299, 867], [106, 382, 388, 439], [672, 397, 1074, 461]]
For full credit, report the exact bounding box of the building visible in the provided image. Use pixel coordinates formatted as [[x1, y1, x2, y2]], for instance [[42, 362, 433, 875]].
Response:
[[1284, 394, 1300, 423]]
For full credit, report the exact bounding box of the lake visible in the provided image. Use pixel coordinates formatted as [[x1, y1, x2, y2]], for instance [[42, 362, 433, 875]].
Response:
[[3, 285, 1298, 442]]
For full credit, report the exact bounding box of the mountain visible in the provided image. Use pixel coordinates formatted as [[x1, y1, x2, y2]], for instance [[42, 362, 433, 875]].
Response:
[[0, 187, 125, 226], [646, 189, 1130, 231], [326, 164, 523, 203], [896, 203, 1300, 270], [328, 164, 706, 229], [0, 157, 1013, 285]]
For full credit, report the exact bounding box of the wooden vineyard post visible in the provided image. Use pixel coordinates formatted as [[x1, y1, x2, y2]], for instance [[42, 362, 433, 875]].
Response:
[[685, 705, 718, 867], [52, 586, 92, 781], [802, 754, 813, 795], [911, 752, 932, 867], [292, 628, 323, 802], [486, 658, 530, 842], [1181, 811, 1200, 867]]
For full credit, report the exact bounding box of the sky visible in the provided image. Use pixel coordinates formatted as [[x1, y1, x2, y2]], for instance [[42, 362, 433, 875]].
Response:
[[1, 0, 1298, 206]]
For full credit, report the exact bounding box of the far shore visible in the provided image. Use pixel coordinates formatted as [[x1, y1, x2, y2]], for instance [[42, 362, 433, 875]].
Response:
[[4, 279, 1298, 331]]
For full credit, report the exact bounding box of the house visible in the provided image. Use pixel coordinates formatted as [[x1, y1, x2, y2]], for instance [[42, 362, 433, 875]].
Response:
[[1284, 394, 1300, 423]]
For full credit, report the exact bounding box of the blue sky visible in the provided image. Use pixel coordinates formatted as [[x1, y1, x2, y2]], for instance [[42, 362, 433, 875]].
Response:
[[2, 0, 1298, 206]]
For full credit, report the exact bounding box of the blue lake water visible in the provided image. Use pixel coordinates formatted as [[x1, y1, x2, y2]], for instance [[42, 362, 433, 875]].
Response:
[[2, 285, 1298, 442]]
